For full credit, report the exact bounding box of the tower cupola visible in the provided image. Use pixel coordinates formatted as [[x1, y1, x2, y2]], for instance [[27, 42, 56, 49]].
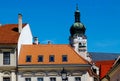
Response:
[[69, 5, 90, 61], [70, 5, 86, 37]]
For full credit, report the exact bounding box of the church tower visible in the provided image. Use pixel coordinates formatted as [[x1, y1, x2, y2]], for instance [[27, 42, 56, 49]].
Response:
[[69, 5, 88, 60]]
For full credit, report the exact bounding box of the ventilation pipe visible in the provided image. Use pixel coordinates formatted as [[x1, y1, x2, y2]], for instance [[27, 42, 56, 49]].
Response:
[[0, 24, 2, 26], [48, 41, 51, 44], [33, 37, 39, 45]]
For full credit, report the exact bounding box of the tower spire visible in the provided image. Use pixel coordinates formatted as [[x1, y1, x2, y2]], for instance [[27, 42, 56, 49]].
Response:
[[76, 4, 79, 11], [69, 5, 88, 61], [75, 4, 80, 22]]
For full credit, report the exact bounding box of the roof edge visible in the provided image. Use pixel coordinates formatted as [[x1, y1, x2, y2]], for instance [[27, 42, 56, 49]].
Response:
[[18, 64, 91, 68], [68, 45, 90, 64]]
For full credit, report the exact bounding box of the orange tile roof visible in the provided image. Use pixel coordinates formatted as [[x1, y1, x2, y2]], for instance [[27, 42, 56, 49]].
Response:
[[19, 44, 89, 65], [0, 24, 26, 44], [95, 60, 115, 79]]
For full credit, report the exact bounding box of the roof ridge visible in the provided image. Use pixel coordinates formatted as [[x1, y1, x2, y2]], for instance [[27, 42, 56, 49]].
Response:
[[95, 60, 115, 62]]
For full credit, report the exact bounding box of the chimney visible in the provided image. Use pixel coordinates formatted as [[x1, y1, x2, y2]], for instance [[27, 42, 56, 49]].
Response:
[[48, 41, 51, 44], [33, 37, 39, 45], [18, 13, 22, 33], [0, 23, 2, 26]]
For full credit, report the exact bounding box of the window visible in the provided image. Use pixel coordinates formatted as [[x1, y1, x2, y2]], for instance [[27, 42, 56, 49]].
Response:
[[62, 55, 68, 62], [78, 49, 86, 52], [26, 56, 31, 62], [49, 55, 54, 62], [38, 55, 43, 62], [25, 78, 31, 81], [75, 77, 81, 81], [3, 52, 10, 65], [37, 78, 43, 81], [94, 78, 98, 81], [93, 68, 97, 73], [3, 77, 10, 81], [50, 77, 56, 81], [83, 43, 86, 47], [117, 79, 119, 81], [78, 43, 82, 48]]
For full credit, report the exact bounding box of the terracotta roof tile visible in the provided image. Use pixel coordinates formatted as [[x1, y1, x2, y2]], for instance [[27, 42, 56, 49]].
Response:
[[19, 44, 89, 65], [95, 60, 115, 79], [0, 24, 26, 44]]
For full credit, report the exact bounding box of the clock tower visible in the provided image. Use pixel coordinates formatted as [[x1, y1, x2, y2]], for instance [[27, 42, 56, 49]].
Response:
[[69, 5, 89, 60]]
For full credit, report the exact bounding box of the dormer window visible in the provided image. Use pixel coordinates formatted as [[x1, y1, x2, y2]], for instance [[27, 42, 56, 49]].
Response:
[[62, 55, 68, 62], [26, 55, 31, 62], [49, 55, 54, 62], [38, 55, 43, 62]]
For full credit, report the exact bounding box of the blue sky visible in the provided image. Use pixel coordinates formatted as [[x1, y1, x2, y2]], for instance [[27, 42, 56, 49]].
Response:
[[0, 0, 120, 53]]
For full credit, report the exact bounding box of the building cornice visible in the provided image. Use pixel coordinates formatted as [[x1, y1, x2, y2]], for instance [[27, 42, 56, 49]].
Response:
[[18, 64, 91, 68]]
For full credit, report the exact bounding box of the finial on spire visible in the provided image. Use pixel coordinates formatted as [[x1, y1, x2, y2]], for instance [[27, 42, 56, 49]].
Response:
[[76, 4, 79, 10], [75, 4, 80, 22], [76, 4, 79, 12]]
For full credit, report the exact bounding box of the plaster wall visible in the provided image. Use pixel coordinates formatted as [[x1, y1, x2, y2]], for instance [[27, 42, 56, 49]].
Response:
[[18, 24, 33, 57]]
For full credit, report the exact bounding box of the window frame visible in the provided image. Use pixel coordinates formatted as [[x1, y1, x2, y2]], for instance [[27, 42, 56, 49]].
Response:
[[62, 55, 68, 62], [3, 77, 10, 81], [25, 78, 31, 81], [49, 55, 55, 62], [3, 52, 10, 65], [50, 77, 56, 81], [37, 77, 43, 81], [75, 77, 81, 81], [38, 55, 43, 62], [26, 55, 32, 62]]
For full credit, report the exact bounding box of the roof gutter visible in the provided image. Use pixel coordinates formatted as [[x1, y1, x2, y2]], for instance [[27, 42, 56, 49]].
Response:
[[18, 64, 91, 68]]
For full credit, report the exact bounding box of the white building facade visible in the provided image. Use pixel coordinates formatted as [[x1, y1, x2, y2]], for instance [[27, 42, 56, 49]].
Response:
[[18, 65, 93, 81], [0, 14, 33, 81], [18, 44, 94, 81]]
